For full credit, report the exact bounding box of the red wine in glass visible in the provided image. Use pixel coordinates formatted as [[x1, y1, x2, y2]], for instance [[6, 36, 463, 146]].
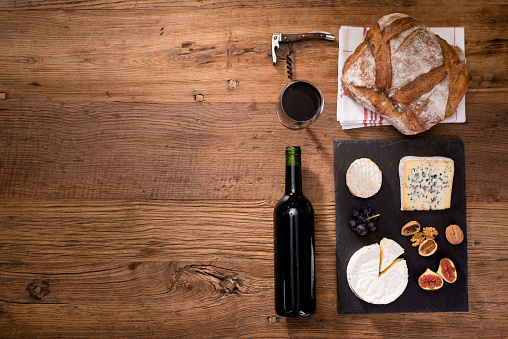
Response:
[[276, 80, 324, 129]]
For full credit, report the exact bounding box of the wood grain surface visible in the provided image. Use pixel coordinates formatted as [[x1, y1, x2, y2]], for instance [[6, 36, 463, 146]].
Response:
[[1, 0, 507, 337]]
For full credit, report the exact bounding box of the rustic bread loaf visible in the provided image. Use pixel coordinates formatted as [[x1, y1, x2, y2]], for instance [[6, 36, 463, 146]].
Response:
[[342, 13, 472, 135]]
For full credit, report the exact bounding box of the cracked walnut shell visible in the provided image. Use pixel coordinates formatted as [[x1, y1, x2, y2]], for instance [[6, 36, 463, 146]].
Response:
[[401, 221, 421, 236], [418, 238, 438, 257]]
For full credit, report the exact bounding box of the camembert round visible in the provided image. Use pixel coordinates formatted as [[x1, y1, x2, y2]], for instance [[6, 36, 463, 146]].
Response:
[[346, 238, 408, 304], [346, 158, 382, 198]]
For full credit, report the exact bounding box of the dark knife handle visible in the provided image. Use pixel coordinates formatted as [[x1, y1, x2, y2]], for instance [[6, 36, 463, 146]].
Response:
[[280, 33, 333, 42]]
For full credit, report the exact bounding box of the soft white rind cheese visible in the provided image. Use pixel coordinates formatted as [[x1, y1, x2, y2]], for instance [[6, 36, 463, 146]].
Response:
[[399, 156, 454, 211], [347, 244, 379, 301], [380, 238, 405, 272], [346, 158, 382, 198], [347, 239, 408, 305]]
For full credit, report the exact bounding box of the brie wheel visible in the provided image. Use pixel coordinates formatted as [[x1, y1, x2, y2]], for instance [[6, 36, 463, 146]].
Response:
[[347, 238, 408, 305], [346, 158, 382, 198]]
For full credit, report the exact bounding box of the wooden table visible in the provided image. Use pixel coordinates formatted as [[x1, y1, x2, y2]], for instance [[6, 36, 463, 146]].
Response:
[[0, 1, 507, 337]]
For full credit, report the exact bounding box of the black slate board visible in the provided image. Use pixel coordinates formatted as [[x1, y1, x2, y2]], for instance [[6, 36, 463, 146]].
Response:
[[334, 138, 468, 314]]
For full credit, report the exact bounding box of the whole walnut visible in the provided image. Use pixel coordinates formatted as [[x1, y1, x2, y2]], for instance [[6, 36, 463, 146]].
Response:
[[445, 224, 464, 245]]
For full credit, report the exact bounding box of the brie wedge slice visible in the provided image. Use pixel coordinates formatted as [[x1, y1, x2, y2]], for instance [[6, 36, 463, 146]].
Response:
[[380, 237, 405, 272], [347, 238, 408, 305]]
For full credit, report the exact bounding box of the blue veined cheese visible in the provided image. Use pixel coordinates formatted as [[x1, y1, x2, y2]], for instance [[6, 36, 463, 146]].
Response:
[[399, 156, 454, 211]]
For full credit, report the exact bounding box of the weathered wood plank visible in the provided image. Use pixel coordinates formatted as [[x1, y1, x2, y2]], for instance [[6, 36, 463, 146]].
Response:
[[0, 199, 282, 262], [0, 259, 507, 337], [0, 3, 507, 337], [0, 0, 506, 10], [1, 101, 507, 202], [0, 7, 506, 103], [0, 200, 506, 337], [0, 9, 336, 103], [0, 200, 505, 261]]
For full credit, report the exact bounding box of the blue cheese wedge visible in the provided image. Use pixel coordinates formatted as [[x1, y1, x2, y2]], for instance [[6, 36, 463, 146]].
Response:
[[346, 238, 408, 305], [399, 156, 454, 211], [346, 158, 382, 198]]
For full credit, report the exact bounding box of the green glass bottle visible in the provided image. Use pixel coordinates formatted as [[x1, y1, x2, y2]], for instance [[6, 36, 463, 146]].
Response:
[[274, 146, 316, 316]]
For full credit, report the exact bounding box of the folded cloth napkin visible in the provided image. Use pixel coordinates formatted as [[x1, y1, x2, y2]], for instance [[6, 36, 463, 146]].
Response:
[[337, 26, 466, 130]]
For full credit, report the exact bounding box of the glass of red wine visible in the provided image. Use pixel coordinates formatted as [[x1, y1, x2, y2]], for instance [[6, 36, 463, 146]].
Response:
[[276, 80, 324, 129]]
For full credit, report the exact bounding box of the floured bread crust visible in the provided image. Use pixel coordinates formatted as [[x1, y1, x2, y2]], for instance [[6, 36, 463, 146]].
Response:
[[342, 13, 472, 135]]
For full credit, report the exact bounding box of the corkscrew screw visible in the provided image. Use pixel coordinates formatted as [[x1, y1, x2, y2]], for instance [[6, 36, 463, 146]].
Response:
[[272, 31, 336, 79], [286, 42, 293, 79]]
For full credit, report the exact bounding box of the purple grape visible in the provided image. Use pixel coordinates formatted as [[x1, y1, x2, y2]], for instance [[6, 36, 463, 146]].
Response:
[[356, 224, 367, 236], [350, 207, 380, 234], [349, 220, 358, 230]]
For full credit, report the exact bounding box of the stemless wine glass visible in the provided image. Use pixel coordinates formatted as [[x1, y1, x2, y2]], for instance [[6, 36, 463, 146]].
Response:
[[276, 80, 324, 130]]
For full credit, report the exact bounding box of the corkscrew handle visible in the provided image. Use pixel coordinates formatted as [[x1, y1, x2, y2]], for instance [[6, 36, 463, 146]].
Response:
[[280, 32, 335, 43], [272, 31, 335, 64]]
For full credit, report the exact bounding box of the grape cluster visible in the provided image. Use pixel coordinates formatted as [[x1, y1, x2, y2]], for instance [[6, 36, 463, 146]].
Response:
[[349, 206, 380, 236]]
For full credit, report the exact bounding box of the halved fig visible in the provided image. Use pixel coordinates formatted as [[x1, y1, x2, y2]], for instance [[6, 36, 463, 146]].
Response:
[[401, 221, 420, 236], [418, 238, 438, 257], [418, 268, 443, 290], [437, 258, 458, 283]]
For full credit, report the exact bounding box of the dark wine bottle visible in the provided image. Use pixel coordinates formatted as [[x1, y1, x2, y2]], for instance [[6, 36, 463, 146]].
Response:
[[274, 146, 316, 317]]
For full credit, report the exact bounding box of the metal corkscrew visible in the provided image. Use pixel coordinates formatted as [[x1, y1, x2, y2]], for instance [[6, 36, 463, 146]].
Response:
[[272, 31, 336, 79], [286, 42, 293, 79]]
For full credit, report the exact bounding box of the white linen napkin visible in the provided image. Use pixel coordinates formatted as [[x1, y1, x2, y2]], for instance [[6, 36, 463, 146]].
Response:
[[337, 26, 466, 129]]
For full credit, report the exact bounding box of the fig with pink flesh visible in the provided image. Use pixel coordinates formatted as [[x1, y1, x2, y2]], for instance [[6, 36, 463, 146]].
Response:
[[418, 268, 443, 290], [437, 258, 457, 283]]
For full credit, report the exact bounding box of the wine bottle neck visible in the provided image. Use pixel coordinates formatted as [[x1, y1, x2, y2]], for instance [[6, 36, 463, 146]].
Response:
[[285, 149, 303, 194]]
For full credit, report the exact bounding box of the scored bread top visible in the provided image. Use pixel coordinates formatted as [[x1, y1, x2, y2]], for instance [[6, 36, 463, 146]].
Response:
[[342, 13, 472, 135]]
